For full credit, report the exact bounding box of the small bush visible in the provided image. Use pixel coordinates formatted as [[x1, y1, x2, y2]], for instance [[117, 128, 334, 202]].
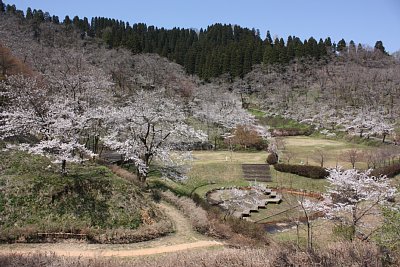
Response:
[[274, 163, 328, 179], [266, 153, 278, 165], [370, 163, 400, 178]]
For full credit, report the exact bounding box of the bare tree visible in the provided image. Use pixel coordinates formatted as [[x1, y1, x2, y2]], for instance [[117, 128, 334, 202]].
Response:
[[313, 149, 326, 168], [341, 149, 360, 169]]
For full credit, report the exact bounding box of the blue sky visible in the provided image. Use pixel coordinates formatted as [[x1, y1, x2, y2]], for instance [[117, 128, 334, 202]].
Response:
[[7, 0, 400, 53]]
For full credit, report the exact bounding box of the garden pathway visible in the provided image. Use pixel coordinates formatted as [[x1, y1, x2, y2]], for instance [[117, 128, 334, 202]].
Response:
[[0, 203, 223, 258]]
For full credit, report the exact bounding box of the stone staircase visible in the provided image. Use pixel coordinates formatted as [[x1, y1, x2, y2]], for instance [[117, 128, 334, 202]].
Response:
[[242, 164, 272, 182], [235, 189, 282, 218], [100, 150, 124, 164]]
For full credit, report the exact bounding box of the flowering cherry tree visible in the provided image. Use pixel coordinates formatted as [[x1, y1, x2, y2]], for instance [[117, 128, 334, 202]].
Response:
[[305, 168, 396, 241], [104, 89, 206, 182], [0, 58, 114, 174]]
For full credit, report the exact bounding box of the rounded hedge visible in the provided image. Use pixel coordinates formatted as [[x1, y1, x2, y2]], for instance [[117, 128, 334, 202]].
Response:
[[274, 163, 328, 179]]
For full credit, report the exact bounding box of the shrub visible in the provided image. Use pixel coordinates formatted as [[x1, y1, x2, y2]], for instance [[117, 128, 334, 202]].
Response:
[[266, 153, 278, 165], [274, 163, 328, 179], [370, 163, 400, 178]]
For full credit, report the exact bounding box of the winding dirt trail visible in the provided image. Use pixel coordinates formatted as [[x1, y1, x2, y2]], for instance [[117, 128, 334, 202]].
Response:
[[0, 203, 223, 258]]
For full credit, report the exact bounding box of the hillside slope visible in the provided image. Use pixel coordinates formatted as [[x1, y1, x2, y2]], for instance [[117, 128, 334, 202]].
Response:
[[0, 150, 171, 243]]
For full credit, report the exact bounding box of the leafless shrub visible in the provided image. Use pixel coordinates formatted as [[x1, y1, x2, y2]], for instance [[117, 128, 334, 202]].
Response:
[[341, 148, 360, 168]]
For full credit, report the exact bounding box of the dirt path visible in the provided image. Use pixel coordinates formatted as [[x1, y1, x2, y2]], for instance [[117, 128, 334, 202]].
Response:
[[0, 202, 223, 258]]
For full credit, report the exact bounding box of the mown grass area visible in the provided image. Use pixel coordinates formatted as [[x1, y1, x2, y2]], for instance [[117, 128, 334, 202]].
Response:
[[270, 218, 338, 249], [0, 151, 169, 243], [150, 136, 384, 198], [269, 168, 328, 192], [261, 115, 311, 130], [149, 148, 330, 198], [280, 136, 374, 169], [248, 108, 266, 119]]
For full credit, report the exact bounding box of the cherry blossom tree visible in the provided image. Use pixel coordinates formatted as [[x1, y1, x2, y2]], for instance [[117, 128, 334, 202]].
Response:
[[0, 53, 114, 174], [104, 89, 206, 182], [1, 76, 90, 173], [307, 168, 397, 241], [191, 84, 256, 149]]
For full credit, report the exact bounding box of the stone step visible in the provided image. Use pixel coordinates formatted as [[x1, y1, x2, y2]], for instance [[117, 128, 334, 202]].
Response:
[[266, 198, 281, 204]]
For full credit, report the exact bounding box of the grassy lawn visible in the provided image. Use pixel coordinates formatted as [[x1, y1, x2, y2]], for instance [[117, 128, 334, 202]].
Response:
[[280, 136, 373, 169], [271, 218, 337, 249], [269, 168, 328, 192], [152, 136, 391, 198]]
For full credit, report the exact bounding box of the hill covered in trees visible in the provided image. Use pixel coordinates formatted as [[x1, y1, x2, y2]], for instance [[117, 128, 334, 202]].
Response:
[[1, 0, 398, 146], [0, 1, 389, 80]]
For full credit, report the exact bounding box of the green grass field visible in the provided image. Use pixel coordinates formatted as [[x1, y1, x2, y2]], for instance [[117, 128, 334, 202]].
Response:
[[279, 136, 373, 169], [151, 136, 381, 197]]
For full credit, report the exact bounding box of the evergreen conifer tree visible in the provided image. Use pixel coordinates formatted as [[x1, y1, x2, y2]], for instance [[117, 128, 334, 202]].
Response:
[[374, 40, 387, 55], [63, 15, 71, 25], [265, 30, 273, 44], [0, 0, 5, 12], [337, 38, 347, 52], [26, 7, 33, 19], [349, 40, 356, 54]]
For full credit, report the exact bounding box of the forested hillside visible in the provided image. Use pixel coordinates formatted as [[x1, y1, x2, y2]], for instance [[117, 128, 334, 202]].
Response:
[[1, 0, 399, 146], [0, 1, 390, 80]]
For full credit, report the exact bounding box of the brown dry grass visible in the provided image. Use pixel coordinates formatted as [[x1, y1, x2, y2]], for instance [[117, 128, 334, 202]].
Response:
[[0, 241, 393, 267]]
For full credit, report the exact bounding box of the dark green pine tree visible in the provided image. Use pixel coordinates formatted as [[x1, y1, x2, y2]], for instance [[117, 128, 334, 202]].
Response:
[[72, 15, 80, 28], [26, 7, 33, 19], [265, 30, 273, 45], [222, 45, 232, 74], [52, 15, 59, 24], [349, 40, 356, 54], [337, 38, 347, 52], [32, 9, 45, 22], [278, 37, 288, 63], [318, 38, 327, 58], [63, 15, 71, 25], [0, 0, 5, 12], [242, 45, 253, 75], [374, 40, 387, 55], [230, 46, 243, 77], [293, 37, 304, 58], [6, 4, 16, 13], [184, 47, 196, 74], [286, 36, 295, 61], [324, 37, 333, 54], [357, 43, 363, 53], [263, 43, 274, 64]]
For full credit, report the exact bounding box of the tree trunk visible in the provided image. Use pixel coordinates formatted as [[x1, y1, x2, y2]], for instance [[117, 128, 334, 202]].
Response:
[[61, 159, 66, 175]]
